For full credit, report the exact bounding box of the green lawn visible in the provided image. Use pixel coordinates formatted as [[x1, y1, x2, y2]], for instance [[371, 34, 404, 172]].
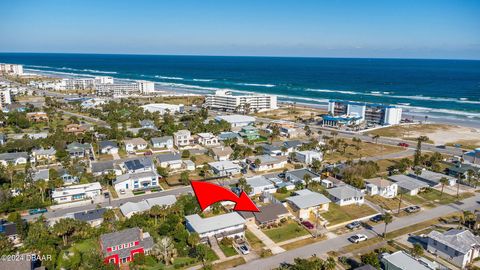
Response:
[[273, 191, 293, 201], [245, 229, 265, 252], [418, 189, 474, 205], [321, 203, 377, 226], [262, 221, 309, 243], [56, 238, 98, 269], [219, 244, 238, 257]]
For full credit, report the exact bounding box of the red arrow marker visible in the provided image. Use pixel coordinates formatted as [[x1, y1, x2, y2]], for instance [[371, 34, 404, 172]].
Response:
[[190, 181, 260, 212]]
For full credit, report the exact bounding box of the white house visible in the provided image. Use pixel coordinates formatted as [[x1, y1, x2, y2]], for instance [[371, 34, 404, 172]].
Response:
[[215, 115, 255, 128], [99, 141, 119, 155], [121, 158, 154, 174], [365, 177, 398, 198], [427, 229, 480, 269], [196, 133, 219, 146], [156, 152, 183, 170], [151, 136, 173, 149], [286, 189, 331, 219], [209, 160, 241, 176], [114, 171, 159, 191], [120, 195, 177, 218], [388, 174, 429, 196], [246, 155, 288, 172], [141, 103, 184, 114], [52, 182, 102, 204], [211, 146, 233, 161], [124, 138, 148, 153], [295, 150, 323, 165], [327, 185, 364, 206], [0, 152, 28, 166], [173, 130, 191, 147], [246, 176, 276, 195], [185, 212, 246, 242]]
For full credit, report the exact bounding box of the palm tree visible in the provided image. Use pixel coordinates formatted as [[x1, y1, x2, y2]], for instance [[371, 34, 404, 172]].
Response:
[[382, 212, 393, 238], [150, 205, 163, 226], [53, 218, 76, 246], [103, 209, 116, 229], [372, 134, 380, 144], [37, 180, 48, 203], [414, 136, 429, 166], [324, 257, 337, 270], [151, 236, 177, 265], [6, 163, 15, 186], [439, 177, 449, 198], [303, 174, 312, 189]]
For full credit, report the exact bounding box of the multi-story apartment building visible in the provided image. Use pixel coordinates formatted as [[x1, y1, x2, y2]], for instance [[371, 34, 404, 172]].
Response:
[[326, 100, 402, 126], [95, 80, 155, 97], [136, 80, 155, 94], [0, 63, 23, 75], [0, 89, 12, 110], [205, 90, 277, 112]]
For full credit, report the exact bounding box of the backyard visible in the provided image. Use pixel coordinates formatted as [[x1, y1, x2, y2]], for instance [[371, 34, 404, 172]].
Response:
[[321, 203, 377, 226]]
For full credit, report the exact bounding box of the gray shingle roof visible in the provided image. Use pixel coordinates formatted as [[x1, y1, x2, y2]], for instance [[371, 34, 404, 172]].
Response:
[[99, 140, 118, 149], [286, 169, 320, 181], [100, 227, 154, 258], [91, 160, 115, 173], [388, 174, 429, 191], [327, 185, 363, 200], [151, 136, 172, 145], [73, 208, 106, 222], [287, 189, 331, 209], [428, 229, 480, 254], [0, 152, 28, 161], [156, 152, 182, 163]]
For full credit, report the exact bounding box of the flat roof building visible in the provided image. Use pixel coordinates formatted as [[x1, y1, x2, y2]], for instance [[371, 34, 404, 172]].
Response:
[[205, 90, 277, 112], [185, 212, 246, 242]]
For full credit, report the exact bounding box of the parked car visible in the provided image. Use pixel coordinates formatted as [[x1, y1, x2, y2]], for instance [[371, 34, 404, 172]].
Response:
[[239, 244, 250, 255], [119, 189, 126, 195], [370, 214, 384, 223], [29, 208, 48, 215], [405, 205, 421, 213], [301, 221, 315, 229], [348, 234, 368, 243], [104, 192, 110, 199], [346, 221, 362, 230], [398, 142, 409, 147]]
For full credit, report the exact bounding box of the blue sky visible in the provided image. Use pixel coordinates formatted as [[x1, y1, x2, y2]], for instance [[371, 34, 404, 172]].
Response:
[[1, 0, 479, 59]]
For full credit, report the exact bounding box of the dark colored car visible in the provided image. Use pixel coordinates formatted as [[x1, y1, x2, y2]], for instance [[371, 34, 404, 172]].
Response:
[[104, 192, 110, 199], [346, 221, 362, 230], [370, 214, 384, 223], [29, 208, 48, 215], [301, 221, 315, 229], [398, 142, 409, 147]]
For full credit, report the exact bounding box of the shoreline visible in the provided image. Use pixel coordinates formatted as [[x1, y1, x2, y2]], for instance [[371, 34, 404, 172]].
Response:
[[23, 68, 480, 129]]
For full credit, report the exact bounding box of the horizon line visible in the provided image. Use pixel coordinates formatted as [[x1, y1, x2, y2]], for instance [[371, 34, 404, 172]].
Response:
[[0, 51, 479, 62]]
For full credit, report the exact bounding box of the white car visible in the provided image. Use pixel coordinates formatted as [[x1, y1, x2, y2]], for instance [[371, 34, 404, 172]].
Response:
[[239, 244, 250, 255], [348, 234, 368, 243]]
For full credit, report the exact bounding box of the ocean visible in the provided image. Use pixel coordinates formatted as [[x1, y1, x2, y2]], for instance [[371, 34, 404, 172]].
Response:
[[1, 53, 479, 125]]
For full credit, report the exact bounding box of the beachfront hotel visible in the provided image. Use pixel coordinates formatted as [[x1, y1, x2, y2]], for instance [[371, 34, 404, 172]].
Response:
[[62, 76, 114, 90], [0, 89, 12, 110], [323, 100, 402, 127], [0, 63, 24, 75], [204, 90, 277, 112], [95, 80, 155, 97]]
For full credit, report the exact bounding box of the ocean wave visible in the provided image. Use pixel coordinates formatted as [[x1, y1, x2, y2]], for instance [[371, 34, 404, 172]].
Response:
[[155, 75, 184, 80], [236, 83, 276, 87], [193, 78, 213, 82], [25, 68, 96, 78], [82, 69, 117, 74], [306, 88, 480, 105], [400, 105, 480, 119]]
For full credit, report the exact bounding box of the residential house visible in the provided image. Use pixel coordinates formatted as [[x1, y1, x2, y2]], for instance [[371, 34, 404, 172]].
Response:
[[381, 251, 433, 270], [151, 136, 173, 149], [114, 171, 159, 192], [238, 125, 260, 140], [197, 133, 219, 146], [66, 142, 93, 158], [185, 212, 246, 242], [286, 189, 331, 219], [91, 160, 117, 176], [56, 167, 80, 185], [173, 130, 191, 147], [327, 185, 364, 206], [26, 112, 48, 122], [0, 219, 24, 246], [124, 138, 148, 153], [246, 155, 288, 172], [121, 158, 154, 174], [211, 146, 233, 161], [209, 160, 241, 176], [246, 175, 276, 195], [388, 174, 429, 196], [427, 229, 480, 269], [120, 195, 177, 218], [260, 142, 284, 156], [218, 131, 242, 143], [285, 169, 321, 185], [31, 147, 56, 163], [295, 150, 323, 164], [183, 160, 196, 171], [321, 176, 345, 189], [139, 120, 156, 130], [0, 152, 28, 166], [99, 141, 119, 155], [408, 169, 456, 187], [64, 123, 87, 135], [446, 163, 480, 184], [156, 152, 183, 170], [52, 182, 102, 203], [65, 208, 108, 227], [239, 203, 290, 227], [284, 140, 304, 152], [100, 227, 154, 265], [32, 169, 49, 182], [365, 177, 398, 198]]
